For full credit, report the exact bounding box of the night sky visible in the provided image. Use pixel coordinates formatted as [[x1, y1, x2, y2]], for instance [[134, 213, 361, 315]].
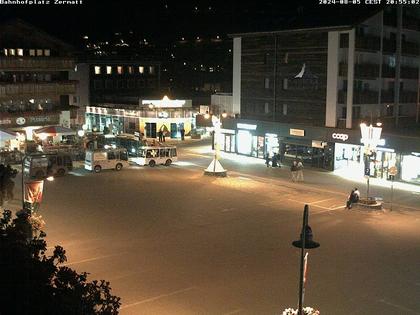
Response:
[[0, 0, 383, 46]]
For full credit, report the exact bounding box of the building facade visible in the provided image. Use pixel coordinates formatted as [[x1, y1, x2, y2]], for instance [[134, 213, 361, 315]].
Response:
[[0, 19, 77, 140], [222, 6, 420, 185], [231, 6, 420, 131]]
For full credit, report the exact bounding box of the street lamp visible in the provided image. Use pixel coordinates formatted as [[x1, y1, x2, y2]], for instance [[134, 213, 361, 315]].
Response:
[[292, 205, 320, 315], [203, 111, 227, 177], [360, 122, 383, 198]]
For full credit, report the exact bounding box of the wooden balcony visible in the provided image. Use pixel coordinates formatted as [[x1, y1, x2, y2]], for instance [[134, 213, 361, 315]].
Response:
[[0, 81, 77, 100], [0, 57, 75, 71]]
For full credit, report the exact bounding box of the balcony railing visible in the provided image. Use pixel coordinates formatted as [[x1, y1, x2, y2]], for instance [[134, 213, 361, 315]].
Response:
[[0, 57, 75, 71], [0, 81, 77, 100], [338, 89, 418, 104], [354, 35, 420, 56]]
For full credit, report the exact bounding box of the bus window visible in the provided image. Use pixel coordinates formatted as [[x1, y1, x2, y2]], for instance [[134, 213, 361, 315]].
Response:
[[57, 156, 63, 166], [171, 148, 177, 157], [64, 155, 72, 166], [138, 149, 146, 157], [107, 151, 116, 160], [146, 150, 152, 158], [119, 150, 128, 161], [159, 149, 165, 157]]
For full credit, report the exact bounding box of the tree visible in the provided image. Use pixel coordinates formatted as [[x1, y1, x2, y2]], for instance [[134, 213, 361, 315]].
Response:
[[0, 209, 121, 315]]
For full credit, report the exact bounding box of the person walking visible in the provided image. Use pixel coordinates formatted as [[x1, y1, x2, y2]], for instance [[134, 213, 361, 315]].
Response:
[[291, 161, 297, 181], [265, 153, 270, 168], [180, 128, 185, 141], [296, 160, 304, 182], [158, 130, 163, 143], [276, 153, 281, 168]]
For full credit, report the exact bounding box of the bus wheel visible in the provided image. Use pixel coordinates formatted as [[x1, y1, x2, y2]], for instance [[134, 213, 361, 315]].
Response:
[[94, 165, 102, 173], [57, 168, 65, 176], [165, 159, 172, 166], [149, 160, 156, 167], [115, 163, 123, 171]]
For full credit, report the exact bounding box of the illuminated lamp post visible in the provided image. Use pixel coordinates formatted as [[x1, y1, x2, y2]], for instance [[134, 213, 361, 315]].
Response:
[[204, 111, 227, 177], [360, 122, 383, 199], [292, 205, 320, 315]]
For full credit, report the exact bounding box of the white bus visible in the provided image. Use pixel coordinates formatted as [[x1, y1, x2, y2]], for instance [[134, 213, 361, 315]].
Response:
[[134, 146, 177, 167], [85, 148, 129, 173]]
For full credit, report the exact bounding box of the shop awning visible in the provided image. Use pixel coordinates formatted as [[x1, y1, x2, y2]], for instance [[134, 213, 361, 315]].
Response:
[[0, 127, 17, 141], [34, 125, 76, 136]]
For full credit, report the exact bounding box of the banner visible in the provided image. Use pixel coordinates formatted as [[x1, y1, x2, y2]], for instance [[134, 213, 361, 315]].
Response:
[[24, 181, 44, 204], [303, 252, 309, 286]]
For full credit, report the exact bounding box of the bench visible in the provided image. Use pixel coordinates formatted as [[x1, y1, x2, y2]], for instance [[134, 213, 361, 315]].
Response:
[[353, 197, 383, 210]]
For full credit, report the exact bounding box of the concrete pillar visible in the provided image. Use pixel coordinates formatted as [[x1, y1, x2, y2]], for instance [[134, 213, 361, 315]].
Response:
[[325, 31, 339, 127], [232, 37, 242, 115], [346, 29, 355, 129]]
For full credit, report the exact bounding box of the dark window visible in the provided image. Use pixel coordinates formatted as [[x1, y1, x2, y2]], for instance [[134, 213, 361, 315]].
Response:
[[129, 122, 135, 130], [107, 151, 116, 160], [386, 105, 394, 116], [171, 148, 177, 157], [352, 106, 361, 119], [342, 107, 347, 119], [120, 151, 128, 161]]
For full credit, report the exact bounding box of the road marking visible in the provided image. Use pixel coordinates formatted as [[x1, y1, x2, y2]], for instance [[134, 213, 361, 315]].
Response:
[[120, 286, 196, 310], [68, 171, 85, 177], [223, 309, 243, 315], [330, 205, 345, 210], [309, 197, 336, 205], [221, 207, 235, 212], [287, 198, 331, 210]]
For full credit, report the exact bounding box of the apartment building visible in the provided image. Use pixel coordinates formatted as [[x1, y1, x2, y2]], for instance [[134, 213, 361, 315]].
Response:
[[0, 19, 77, 138]]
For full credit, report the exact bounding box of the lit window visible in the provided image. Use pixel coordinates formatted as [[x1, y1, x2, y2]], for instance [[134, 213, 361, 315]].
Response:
[[3, 49, 7, 56], [9, 49, 15, 56], [36, 49, 43, 56], [128, 66, 133, 74], [94, 66, 101, 74], [29, 49, 35, 56], [149, 66, 155, 74], [44, 49, 50, 56], [17, 49, 23, 56], [117, 66, 123, 74], [139, 66, 144, 74], [106, 66, 112, 74]]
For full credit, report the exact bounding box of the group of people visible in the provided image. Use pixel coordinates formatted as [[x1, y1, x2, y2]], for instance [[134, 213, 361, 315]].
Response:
[[291, 160, 304, 182], [265, 154, 304, 182], [265, 153, 282, 168]]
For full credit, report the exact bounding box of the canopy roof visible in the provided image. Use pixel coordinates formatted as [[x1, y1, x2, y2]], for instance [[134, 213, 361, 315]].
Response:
[[34, 125, 76, 136]]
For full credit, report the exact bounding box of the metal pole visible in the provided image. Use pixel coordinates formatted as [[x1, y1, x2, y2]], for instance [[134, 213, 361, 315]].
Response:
[[390, 176, 394, 211], [21, 155, 25, 210], [298, 205, 308, 315], [367, 176, 370, 199]]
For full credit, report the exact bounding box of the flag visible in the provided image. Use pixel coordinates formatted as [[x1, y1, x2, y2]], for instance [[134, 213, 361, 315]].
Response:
[[24, 180, 44, 204]]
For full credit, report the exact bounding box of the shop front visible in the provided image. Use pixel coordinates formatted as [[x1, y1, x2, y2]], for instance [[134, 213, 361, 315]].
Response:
[[219, 129, 236, 153], [401, 152, 420, 184]]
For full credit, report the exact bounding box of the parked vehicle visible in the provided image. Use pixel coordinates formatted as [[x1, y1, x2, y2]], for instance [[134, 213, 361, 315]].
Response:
[[134, 146, 177, 167], [46, 153, 73, 176], [84, 148, 129, 173], [23, 154, 49, 180]]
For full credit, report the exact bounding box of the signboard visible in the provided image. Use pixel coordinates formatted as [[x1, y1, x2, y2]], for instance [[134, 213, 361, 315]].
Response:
[[237, 123, 257, 130], [290, 128, 305, 137], [24, 180, 44, 204], [331, 133, 349, 141], [312, 140, 326, 148], [0, 113, 60, 127]]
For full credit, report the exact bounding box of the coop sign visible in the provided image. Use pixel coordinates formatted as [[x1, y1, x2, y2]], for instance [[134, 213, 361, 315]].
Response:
[[332, 133, 349, 141]]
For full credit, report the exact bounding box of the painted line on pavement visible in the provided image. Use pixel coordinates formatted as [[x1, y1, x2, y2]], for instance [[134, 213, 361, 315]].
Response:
[[223, 309, 243, 315], [287, 198, 331, 210], [309, 197, 336, 205], [378, 299, 420, 314], [330, 205, 346, 210], [120, 286, 196, 310]]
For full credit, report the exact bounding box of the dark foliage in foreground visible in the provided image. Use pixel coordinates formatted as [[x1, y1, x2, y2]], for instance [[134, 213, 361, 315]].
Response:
[[0, 209, 121, 315]]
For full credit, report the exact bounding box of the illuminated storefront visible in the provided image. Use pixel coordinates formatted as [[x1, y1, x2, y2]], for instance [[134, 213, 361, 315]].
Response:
[[85, 97, 196, 139], [218, 119, 420, 185]]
